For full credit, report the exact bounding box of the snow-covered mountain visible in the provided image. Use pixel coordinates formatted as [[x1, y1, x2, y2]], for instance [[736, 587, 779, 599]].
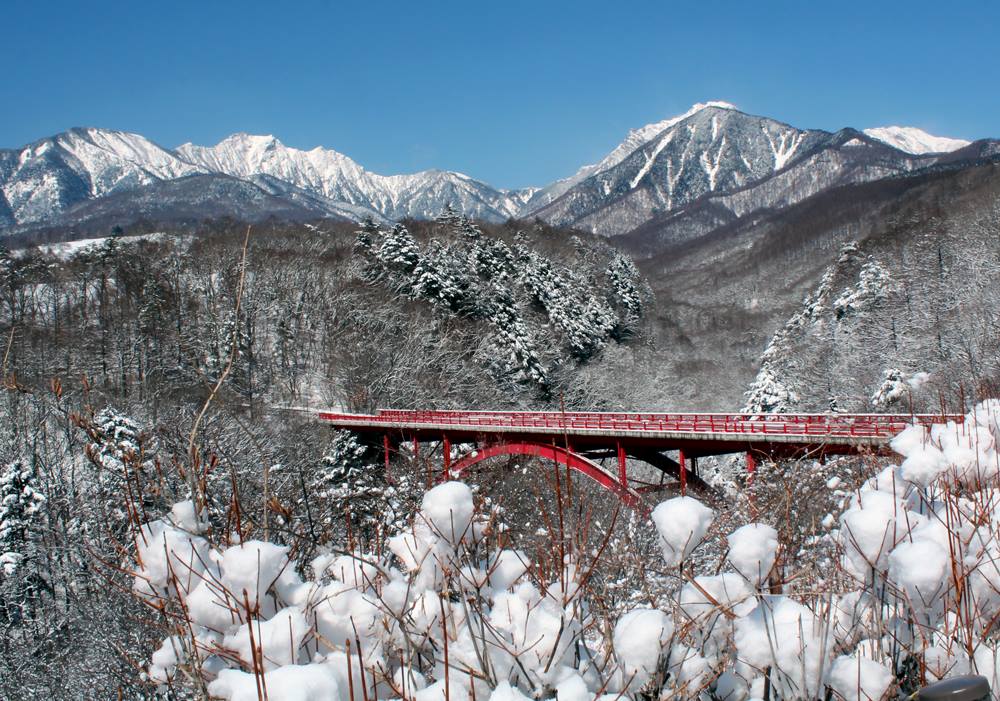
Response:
[[525, 106, 987, 237], [862, 126, 970, 154], [0, 128, 201, 228], [177, 133, 530, 222], [0, 129, 529, 233], [0, 105, 990, 240], [521, 101, 740, 210]]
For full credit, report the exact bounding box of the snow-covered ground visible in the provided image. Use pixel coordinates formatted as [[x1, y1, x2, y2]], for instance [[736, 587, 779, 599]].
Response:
[[24, 232, 175, 259]]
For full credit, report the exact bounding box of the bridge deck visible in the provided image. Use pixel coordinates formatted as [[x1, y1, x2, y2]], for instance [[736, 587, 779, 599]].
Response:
[[315, 409, 959, 458]]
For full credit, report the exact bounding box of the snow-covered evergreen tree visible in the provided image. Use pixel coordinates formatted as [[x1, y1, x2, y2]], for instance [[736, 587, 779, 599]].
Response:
[[435, 203, 463, 229], [520, 249, 615, 360], [351, 213, 648, 397], [310, 431, 387, 543], [376, 224, 420, 275], [743, 367, 799, 414], [84, 408, 148, 529], [0, 459, 46, 577], [412, 239, 464, 311], [479, 288, 548, 388], [606, 251, 644, 332]]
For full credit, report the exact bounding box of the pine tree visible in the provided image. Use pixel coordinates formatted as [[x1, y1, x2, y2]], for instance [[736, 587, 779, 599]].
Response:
[[310, 431, 387, 543], [520, 250, 615, 360], [377, 224, 420, 274], [481, 288, 548, 388], [84, 408, 147, 529], [412, 240, 464, 310], [606, 252, 644, 334], [435, 204, 463, 229], [0, 459, 46, 578]]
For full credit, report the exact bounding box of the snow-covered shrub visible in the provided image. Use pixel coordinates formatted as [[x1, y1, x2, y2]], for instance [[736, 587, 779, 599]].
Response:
[[131, 400, 1000, 699], [871, 368, 931, 408]]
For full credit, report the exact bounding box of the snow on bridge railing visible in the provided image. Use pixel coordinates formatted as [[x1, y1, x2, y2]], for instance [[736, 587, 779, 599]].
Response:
[[317, 409, 963, 440]]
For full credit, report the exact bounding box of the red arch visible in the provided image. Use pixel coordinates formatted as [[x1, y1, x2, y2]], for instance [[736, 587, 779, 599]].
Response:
[[448, 442, 646, 511]]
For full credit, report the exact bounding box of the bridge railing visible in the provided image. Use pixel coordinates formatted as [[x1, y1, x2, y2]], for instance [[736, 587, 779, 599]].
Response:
[[317, 409, 963, 439]]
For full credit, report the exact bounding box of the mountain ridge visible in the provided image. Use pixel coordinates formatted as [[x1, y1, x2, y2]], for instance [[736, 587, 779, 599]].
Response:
[[0, 104, 986, 242]]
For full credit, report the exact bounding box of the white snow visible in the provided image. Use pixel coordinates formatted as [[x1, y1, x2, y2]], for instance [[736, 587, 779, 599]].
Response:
[[223, 606, 310, 671], [725, 523, 779, 585], [208, 663, 344, 701], [613, 608, 673, 688], [827, 654, 894, 701], [220, 540, 292, 614], [650, 496, 714, 567], [734, 596, 831, 699], [863, 126, 970, 154], [762, 126, 805, 171], [699, 136, 727, 191], [419, 481, 474, 542], [629, 131, 675, 189]]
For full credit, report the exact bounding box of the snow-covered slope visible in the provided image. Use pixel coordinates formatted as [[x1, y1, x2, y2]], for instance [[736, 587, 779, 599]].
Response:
[[527, 105, 987, 238], [522, 101, 738, 211], [0, 128, 527, 232], [0, 128, 202, 226], [530, 106, 857, 235], [177, 133, 526, 222], [863, 126, 970, 154]]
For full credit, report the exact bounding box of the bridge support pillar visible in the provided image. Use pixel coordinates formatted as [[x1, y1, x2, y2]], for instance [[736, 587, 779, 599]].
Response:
[[679, 450, 688, 495], [413, 436, 419, 462], [746, 451, 757, 484], [443, 434, 451, 474], [384, 434, 391, 477], [617, 441, 627, 487]]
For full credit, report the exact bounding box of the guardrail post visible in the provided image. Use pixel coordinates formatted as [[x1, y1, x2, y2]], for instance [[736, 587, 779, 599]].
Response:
[[917, 675, 990, 700]]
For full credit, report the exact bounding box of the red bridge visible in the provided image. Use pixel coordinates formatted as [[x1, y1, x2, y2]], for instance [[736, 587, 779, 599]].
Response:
[[313, 409, 958, 509]]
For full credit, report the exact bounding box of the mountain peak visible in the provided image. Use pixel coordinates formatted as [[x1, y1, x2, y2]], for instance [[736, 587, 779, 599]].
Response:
[[622, 101, 738, 142], [862, 126, 970, 154], [216, 132, 285, 149]]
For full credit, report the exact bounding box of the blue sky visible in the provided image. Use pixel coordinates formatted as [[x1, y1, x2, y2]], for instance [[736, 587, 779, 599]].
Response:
[[4, 0, 998, 188]]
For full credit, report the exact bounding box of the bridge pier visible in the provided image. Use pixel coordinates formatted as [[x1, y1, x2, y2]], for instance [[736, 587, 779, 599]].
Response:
[[746, 451, 757, 484], [679, 450, 687, 495], [443, 434, 451, 473], [384, 434, 391, 479], [617, 441, 627, 487]]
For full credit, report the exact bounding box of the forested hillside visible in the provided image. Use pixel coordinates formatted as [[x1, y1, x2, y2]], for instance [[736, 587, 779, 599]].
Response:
[[0, 213, 660, 698], [628, 161, 1000, 412]]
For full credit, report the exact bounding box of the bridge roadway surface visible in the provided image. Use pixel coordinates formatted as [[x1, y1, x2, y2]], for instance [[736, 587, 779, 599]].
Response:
[[312, 409, 960, 508]]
